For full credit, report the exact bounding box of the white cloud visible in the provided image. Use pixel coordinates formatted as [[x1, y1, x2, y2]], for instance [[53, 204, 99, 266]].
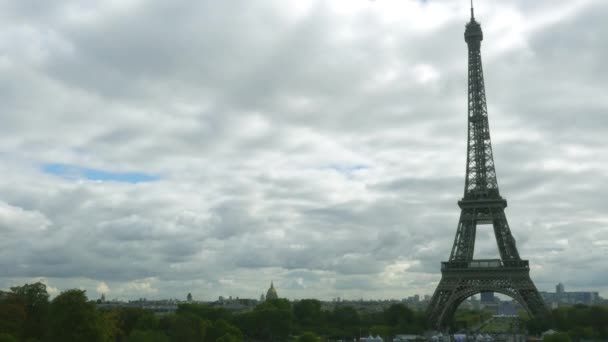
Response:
[[0, 202, 50, 233], [124, 278, 158, 294], [96, 281, 110, 295]]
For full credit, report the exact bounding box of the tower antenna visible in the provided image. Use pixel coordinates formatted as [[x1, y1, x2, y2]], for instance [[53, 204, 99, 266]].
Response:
[[470, 0, 475, 19]]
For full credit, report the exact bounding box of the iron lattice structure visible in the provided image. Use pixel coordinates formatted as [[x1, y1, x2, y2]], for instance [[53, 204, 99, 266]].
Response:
[[426, 6, 548, 329]]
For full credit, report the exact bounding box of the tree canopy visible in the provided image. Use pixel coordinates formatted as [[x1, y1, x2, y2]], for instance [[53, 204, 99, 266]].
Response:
[[1, 281, 607, 341]]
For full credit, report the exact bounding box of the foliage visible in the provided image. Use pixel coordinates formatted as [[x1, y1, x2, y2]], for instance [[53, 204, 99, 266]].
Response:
[[126, 329, 169, 342], [526, 305, 608, 339], [48, 289, 105, 342], [296, 331, 321, 342], [170, 312, 209, 342], [450, 308, 493, 332], [10, 283, 49, 308], [543, 332, 571, 342], [158, 314, 176, 337], [293, 299, 322, 326], [238, 299, 293, 340], [115, 307, 158, 337], [385, 304, 414, 326], [332, 306, 360, 329], [0, 333, 18, 342], [0, 293, 26, 339], [215, 333, 241, 342], [207, 319, 243, 341], [2, 281, 608, 342], [9, 282, 49, 341], [369, 324, 392, 338], [99, 308, 121, 341], [176, 303, 232, 322], [384, 303, 426, 333], [257, 297, 292, 311]]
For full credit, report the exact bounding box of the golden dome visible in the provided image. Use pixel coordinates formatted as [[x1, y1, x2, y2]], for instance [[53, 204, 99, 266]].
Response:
[[266, 281, 278, 300]]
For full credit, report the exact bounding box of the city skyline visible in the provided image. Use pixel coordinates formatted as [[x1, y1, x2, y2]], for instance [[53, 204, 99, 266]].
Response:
[[1, 1, 607, 301]]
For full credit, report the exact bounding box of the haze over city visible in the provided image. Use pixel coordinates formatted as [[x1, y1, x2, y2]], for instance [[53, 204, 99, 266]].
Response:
[[1, 0, 606, 303]]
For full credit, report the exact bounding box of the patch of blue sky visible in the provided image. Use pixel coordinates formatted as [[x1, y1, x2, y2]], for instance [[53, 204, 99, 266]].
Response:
[[328, 164, 370, 177], [42, 163, 159, 183]]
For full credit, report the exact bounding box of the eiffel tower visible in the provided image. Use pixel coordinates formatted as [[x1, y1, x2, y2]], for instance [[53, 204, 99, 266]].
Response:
[[426, 2, 548, 329]]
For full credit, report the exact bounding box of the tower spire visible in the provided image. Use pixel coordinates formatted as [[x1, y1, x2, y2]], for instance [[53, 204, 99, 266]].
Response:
[[470, 0, 475, 19]]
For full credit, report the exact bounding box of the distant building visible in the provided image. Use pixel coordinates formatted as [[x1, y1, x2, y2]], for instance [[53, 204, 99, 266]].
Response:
[[97, 299, 180, 315], [187, 293, 192, 302], [480, 292, 494, 303], [541, 283, 601, 306], [401, 294, 431, 311], [498, 300, 517, 316], [394, 335, 425, 342], [266, 281, 278, 300], [214, 296, 258, 312]]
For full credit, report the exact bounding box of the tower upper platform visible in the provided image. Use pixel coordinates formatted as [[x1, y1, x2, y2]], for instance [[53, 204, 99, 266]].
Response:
[[464, 3, 483, 44]]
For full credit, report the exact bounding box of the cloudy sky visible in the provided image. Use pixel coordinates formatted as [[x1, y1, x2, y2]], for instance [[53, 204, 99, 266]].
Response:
[[1, 0, 607, 302]]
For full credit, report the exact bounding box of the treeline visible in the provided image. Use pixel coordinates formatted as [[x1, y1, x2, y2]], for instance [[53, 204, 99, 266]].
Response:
[[2, 282, 607, 341], [526, 304, 608, 340], [0, 282, 426, 341]]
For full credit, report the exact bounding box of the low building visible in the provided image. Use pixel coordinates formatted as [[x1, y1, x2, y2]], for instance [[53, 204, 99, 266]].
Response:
[[540, 283, 601, 306]]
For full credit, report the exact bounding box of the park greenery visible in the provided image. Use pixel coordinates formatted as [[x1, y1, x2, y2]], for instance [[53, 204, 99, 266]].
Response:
[[525, 304, 608, 340], [0, 282, 607, 341], [0, 282, 424, 342]]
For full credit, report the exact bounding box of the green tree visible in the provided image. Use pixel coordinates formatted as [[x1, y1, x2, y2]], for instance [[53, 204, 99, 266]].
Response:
[[256, 308, 292, 340], [384, 304, 414, 327], [293, 299, 322, 327], [157, 314, 176, 337], [133, 310, 160, 331], [238, 299, 292, 340], [171, 312, 209, 342], [100, 309, 121, 342], [48, 289, 104, 342], [0, 293, 26, 339], [117, 308, 155, 337], [568, 326, 595, 341], [526, 315, 553, 335], [0, 333, 18, 342], [207, 319, 243, 341], [296, 331, 321, 342], [127, 330, 169, 342], [588, 305, 608, 338], [257, 298, 291, 311], [371, 325, 393, 339], [543, 332, 571, 342], [325, 306, 361, 338], [176, 303, 232, 322], [216, 333, 241, 342], [10, 282, 49, 341], [332, 306, 360, 329]]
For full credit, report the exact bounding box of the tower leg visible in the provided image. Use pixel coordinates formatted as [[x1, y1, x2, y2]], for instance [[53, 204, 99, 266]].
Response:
[[449, 209, 477, 261], [492, 209, 520, 261]]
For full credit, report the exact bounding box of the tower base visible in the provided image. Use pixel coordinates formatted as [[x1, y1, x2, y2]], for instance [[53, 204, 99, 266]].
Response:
[[426, 259, 548, 329]]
